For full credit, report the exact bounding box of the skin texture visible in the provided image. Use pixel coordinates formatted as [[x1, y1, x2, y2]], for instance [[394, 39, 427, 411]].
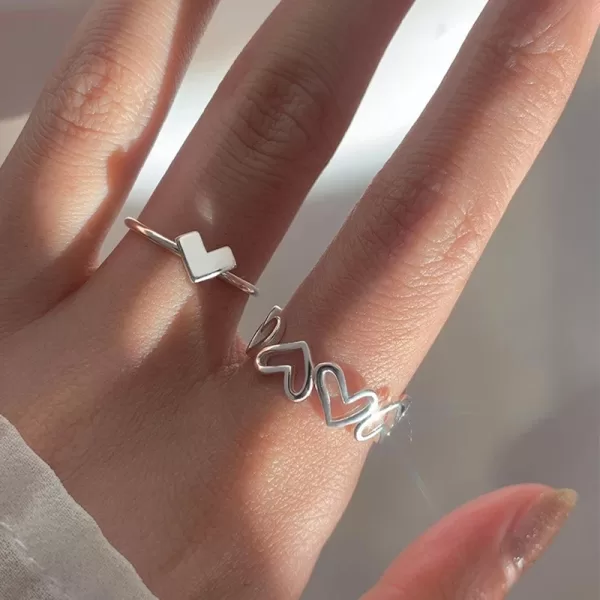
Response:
[[0, 0, 597, 598]]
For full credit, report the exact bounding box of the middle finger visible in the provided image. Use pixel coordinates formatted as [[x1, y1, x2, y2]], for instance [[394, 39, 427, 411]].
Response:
[[95, 0, 415, 349]]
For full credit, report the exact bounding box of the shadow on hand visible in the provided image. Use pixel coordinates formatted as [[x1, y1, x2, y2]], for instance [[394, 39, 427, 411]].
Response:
[[0, 3, 92, 119], [2, 3, 598, 600]]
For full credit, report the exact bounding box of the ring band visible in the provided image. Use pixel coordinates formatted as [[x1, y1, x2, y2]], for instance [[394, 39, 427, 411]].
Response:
[[247, 306, 410, 442], [125, 218, 259, 296]]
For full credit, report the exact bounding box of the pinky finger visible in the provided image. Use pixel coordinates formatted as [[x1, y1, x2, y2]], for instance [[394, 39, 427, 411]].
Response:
[[362, 485, 576, 600]]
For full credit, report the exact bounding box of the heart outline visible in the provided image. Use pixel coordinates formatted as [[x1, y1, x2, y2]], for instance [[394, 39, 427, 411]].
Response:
[[314, 363, 378, 429], [354, 398, 409, 442], [246, 306, 285, 354], [255, 341, 313, 403]]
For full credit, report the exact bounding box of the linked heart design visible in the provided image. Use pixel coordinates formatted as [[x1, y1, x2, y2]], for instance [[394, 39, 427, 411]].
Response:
[[354, 399, 410, 442], [247, 305, 410, 442], [247, 306, 285, 353], [255, 341, 314, 403], [314, 363, 378, 429]]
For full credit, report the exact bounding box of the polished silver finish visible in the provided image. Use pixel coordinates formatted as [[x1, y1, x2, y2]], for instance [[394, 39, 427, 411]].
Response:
[[125, 217, 179, 253], [256, 341, 314, 403], [314, 363, 377, 429], [176, 231, 236, 283], [247, 306, 285, 353], [248, 306, 409, 442], [354, 398, 409, 442], [124, 217, 258, 296]]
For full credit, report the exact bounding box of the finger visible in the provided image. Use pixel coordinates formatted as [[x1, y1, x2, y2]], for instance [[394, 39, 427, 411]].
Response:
[[0, 0, 218, 334], [362, 485, 576, 600], [218, 0, 596, 581], [95, 0, 415, 343], [288, 0, 599, 396]]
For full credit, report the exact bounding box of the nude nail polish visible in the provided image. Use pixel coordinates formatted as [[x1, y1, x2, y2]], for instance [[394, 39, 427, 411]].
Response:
[[502, 488, 578, 589]]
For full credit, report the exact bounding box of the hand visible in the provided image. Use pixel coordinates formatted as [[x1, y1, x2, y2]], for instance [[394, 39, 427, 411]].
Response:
[[0, 0, 596, 598]]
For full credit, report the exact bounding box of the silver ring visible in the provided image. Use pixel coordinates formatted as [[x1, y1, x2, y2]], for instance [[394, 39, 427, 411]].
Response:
[[125, 218, 259, 296], [247, 306, 410, 442]]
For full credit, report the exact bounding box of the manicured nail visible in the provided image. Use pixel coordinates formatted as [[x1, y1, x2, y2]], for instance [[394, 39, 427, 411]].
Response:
[[502, 488, 578, 589]]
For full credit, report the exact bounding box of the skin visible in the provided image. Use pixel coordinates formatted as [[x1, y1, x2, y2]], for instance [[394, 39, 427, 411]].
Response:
[[0, 0, 597, 598]]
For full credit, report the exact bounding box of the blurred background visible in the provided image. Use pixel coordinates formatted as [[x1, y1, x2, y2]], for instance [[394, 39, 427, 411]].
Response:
[[1, 1, 598, 598]]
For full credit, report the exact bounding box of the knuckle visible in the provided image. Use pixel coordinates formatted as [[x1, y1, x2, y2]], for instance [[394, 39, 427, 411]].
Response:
[[218, 56, 337, 185], [358, 159, 490, 288], [492, 1, 583, 108], [38, 35, 152, 149]]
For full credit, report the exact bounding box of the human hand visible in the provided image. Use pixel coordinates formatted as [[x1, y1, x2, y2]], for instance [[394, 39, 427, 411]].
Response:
[[0, 0, 596, 597]]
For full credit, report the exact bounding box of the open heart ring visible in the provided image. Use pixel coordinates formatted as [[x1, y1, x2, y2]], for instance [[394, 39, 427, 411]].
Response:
[[247, 306, 410, 442]]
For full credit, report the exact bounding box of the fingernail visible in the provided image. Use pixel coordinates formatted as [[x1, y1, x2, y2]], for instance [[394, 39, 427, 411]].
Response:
[[502, 488, 578, 589]]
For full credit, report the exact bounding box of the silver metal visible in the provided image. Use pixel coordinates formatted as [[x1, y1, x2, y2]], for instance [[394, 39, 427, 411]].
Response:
[[125, 217, 258, 296], [354, 398, 410, 442], [176, 231, 236, 283], [247, 306, 285, 353], [255, 341, 314, 403], [248, 306, 410, 442], [314, 363, 377, 429]]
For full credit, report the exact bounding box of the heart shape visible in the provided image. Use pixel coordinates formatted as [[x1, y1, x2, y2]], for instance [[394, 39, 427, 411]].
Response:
[[255, 341, 313, 403], [246, 306, 285, 354], [176, 232, 236, 283], [354, 398, 410, 442], [314, 363, 377, 429]]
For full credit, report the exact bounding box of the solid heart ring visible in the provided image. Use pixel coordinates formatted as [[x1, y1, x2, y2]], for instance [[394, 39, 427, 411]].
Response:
[[124, 218, 259, 296], [247, 306, 410, 442]]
